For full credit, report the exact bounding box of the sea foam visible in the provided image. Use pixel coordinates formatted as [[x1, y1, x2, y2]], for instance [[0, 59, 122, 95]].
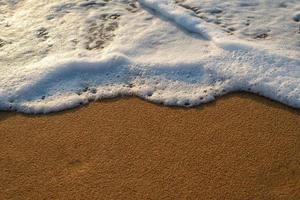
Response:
[[0, 0, 299, 113]]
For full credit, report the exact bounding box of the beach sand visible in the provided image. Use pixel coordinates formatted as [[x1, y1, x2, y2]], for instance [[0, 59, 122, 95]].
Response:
[[0, 93, 299, 200]]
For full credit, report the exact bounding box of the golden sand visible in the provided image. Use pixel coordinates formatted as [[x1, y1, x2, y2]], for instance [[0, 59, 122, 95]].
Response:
[[0, 93, 299, 199]]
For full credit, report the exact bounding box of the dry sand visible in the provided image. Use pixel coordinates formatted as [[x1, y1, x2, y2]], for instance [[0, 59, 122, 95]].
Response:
[[0, 93, 299, 200]]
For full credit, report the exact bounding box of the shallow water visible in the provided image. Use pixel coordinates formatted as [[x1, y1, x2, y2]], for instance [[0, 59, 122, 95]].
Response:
[[0, 0, 299, 113]]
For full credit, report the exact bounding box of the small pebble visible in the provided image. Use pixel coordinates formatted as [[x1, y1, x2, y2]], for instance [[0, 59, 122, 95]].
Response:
[[293, 13, 300, 22]]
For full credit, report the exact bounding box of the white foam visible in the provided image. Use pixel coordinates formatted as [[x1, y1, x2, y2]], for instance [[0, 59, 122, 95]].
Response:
[[0, 0, 299, 113]]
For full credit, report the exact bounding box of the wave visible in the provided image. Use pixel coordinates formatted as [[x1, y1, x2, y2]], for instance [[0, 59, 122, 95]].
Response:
[[0, 0, 299, 113]]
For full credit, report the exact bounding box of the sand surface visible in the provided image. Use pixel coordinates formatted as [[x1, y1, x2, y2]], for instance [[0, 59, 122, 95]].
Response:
[[0, 93, 299, 200]]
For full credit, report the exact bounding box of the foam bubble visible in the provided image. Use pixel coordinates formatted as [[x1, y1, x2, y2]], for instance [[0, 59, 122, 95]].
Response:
[[0, 0, 299, 113]]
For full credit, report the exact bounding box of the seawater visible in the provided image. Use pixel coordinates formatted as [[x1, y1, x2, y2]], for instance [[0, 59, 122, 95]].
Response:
[[0, 0, 299, 113]]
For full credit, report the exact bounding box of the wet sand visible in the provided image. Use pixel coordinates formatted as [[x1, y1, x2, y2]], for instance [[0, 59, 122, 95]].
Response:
[[0, 93, 299, 200]]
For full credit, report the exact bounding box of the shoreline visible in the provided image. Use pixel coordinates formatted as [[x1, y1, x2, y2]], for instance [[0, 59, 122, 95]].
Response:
[[2, 91, 300, 116], [1, 93, 299, 199]]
